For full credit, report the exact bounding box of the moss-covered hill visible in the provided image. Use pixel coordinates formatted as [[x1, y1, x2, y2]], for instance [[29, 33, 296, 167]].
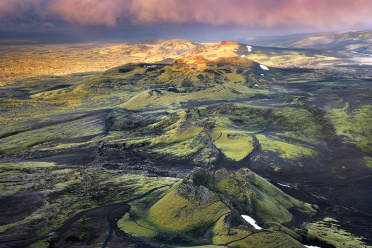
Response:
[[76, 55, 268, 94], [118, 167, 316, 247]]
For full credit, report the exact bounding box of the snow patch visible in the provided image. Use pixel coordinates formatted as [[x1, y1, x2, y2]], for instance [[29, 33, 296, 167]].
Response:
[[260, 64, 269, 70], [304, 246, 321, 248], [260, 74, 264, 76], [47, 232, 57, 237], [241, 55, 246, 58], [278, 183, 291, 188], [247, 46, 252, 52], [241, 215, 262, 230]]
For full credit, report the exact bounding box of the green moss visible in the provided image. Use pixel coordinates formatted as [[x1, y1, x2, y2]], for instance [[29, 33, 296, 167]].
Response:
[[27, 236, 57, 248], [326, 105, 372, 153], [167, 126, 204, 143], [54, 172, 82, 189], [73, 167, 318, 247], [323, 217, 339, 222], [267, 224, 302, 241], [125, 138, 152, 149], [102, 174, 178, 195], [0, 114, 104, 154], [0, 163, 177, 237], [304, 219, 370, 248], [272, 107, 322, 142], [117, 212, 157, 238], [0, 162, 57, 169], [212, 215, 252, 245], [212, 215, 304, 248], [184, 83, 257, 101], [35, 141, 92, 151], [364, 157, 372, 169], [213, 131, 254, 161], [228, 231, 305, 248], [154, 141, 204, 157], [176, 245, 221, 248], [256, 134, 317, 159], [148, 181, 230, 232], [210, 169, 254, 208], [118, 90, 181, 110], [0, 162, 60, 195], [51, 169, 73, 175], [237, 168, 316, 224]]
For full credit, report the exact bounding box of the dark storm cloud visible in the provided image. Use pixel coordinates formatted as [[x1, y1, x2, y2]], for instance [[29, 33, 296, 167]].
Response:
[[48, 0, 132, 27], [0, 0, 47, 24]]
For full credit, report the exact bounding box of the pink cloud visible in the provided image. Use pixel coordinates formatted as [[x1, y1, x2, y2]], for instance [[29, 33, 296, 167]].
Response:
[[0, 0, 372, 31], [129, 0, 372, 29], [267, 0, 372, 29]]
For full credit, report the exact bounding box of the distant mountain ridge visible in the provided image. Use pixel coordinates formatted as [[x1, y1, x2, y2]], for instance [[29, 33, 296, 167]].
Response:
[[241, 30, 372, 53]]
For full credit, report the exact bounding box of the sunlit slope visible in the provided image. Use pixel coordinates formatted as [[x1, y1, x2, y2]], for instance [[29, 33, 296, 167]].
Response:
[[182, 41, 241, 60], [182, 40, 338, 68], [0, 38, 344, 87], [0, 39, 200, 86]]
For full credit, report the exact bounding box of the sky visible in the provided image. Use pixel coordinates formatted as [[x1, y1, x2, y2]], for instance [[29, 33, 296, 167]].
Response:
[[1, 0, 372, 42]]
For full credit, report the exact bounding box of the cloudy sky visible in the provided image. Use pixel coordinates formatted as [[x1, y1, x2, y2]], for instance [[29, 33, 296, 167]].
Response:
[[1, 0, 372, 42]]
